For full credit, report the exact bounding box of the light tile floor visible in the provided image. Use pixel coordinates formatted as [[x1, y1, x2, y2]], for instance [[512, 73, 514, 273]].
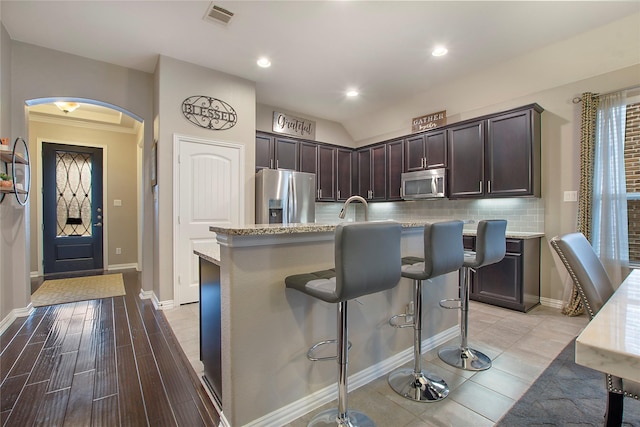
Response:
[[163, 301, 589, 426]]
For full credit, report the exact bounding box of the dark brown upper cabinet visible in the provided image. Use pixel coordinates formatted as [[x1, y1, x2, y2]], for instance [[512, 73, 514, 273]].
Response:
[[448, 104, 542, 199], [336, 148, 354, 201], [298, 141, 318, 174], [486, 108, 541, 198], [404, 130, 447, 172], [357, 145, 386, 201], [255, 132, 298, 172], [448, 120, 485, 198], [317, 145, 336, 201], [386, 139, 404, 201]]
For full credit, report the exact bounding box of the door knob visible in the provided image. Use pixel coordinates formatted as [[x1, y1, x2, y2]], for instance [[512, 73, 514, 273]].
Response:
[[94, 222, 102, 227]]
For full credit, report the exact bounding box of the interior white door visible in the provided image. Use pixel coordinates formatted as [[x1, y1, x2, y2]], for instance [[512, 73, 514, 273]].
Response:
[[176, 136, 242, 304]]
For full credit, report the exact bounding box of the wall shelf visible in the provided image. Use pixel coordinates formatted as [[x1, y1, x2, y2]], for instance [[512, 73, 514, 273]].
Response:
[[0, 137, 31, 206]]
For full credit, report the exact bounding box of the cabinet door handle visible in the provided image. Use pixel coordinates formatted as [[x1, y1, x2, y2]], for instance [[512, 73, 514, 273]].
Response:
[[487, 181, 491, 194], [276, 160, 279, 169], [337, 190, 341, 199], [421, 157, 425, 169], [270, 159, 273, 169], [479, 181, 483, 193]]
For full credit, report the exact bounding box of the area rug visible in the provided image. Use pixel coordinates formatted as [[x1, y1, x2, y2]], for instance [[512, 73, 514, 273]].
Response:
[[31, 273, 126, 307], [496, 338, 640, 426]]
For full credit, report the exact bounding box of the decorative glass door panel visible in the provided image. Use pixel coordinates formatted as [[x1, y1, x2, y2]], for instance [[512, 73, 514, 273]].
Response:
[[56, 151, 93, 237]]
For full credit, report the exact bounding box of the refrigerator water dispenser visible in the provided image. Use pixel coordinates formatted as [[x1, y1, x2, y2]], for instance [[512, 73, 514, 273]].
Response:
[[268, 199, 284, 224]]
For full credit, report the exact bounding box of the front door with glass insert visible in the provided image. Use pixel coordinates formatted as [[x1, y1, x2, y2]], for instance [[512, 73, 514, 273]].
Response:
[[43, 143, 104, 274]]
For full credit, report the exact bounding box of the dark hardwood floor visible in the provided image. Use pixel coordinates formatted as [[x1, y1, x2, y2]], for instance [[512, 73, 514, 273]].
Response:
[[0, 270, 220, 426]]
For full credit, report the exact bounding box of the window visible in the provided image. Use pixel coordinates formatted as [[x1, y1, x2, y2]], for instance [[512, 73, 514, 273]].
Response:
[[625, 102, 640, 266]]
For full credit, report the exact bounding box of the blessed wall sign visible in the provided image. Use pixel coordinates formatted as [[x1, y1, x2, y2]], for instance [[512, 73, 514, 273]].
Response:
[[411, 110, 447, 133], [182, 95, 238, 130], [272, 111, 316, 139]]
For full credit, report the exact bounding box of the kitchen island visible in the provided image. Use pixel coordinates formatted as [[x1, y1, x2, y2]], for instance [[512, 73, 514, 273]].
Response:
[[196, 222, 542, 426]]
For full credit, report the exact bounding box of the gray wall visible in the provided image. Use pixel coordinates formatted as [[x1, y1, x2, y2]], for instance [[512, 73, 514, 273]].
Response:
[[0, 20, 24, 322], [3, 41, 154, 321], [154, 55, 256, 302]]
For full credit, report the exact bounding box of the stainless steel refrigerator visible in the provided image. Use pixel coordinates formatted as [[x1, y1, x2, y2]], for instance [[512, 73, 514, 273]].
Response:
[[255, 169, 316, 224]]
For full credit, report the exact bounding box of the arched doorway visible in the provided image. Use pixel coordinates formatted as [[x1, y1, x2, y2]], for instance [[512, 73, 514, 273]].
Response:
[[26, 98, 144, 278]]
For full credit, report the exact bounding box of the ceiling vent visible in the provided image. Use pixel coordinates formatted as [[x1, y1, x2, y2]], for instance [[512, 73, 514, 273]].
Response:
[[204, 3, 234, 25]]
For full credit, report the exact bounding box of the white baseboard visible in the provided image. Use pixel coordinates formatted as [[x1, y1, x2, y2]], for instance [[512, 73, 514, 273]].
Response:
[[540, 297, 564, 309], [0, 304, 35, 335], [107, 263, 139, 271], [30, 271, 39, 278], [243, 326, 458, 427], [139, 288, 153, 300], [152, 294, 174, 310], [139, 289, 174, 310]]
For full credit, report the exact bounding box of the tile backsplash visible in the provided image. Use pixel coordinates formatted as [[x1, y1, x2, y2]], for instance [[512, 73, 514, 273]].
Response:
[[315, 198, 544, 233]]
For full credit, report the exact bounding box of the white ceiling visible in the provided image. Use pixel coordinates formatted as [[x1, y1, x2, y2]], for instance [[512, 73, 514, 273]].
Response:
[[2, 1, 640, 126]]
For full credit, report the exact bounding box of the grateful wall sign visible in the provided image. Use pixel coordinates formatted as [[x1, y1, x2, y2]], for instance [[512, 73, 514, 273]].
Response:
[[182, 95, 238, 130], [272, 111, 316, 140], [411, 110, 446, 133]]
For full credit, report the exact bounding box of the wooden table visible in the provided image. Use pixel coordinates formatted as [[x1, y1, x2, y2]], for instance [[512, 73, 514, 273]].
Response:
[[575, 269, 640, 383]]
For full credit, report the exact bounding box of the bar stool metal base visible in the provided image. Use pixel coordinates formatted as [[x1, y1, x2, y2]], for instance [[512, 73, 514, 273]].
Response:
[[308, 408, 376, 427], [438, 346, 491, 371], [388, 368, 449, 402]]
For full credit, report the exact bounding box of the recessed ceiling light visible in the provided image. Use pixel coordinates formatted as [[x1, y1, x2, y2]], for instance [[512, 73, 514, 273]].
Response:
[[432, 47, 448, 57], [257, 57, 271, 68], [346, 89, 359, 98]]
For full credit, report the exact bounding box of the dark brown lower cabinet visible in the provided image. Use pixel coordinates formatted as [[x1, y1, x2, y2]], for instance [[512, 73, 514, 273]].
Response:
[[467, 237, 541, 312]]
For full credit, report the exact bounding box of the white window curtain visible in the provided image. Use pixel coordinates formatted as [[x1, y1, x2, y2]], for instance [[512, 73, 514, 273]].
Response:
[[591, 91, 629, 288]]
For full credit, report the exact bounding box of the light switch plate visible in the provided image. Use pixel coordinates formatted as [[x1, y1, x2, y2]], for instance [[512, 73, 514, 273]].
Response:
[[114, 199, 122, 206], [564, 191, 577, 202]]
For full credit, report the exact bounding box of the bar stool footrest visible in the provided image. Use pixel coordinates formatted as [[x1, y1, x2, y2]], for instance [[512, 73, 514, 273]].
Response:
[[388, 313, 413, 328], [307, 339, 353, 362], [439, 298, 461, 310]]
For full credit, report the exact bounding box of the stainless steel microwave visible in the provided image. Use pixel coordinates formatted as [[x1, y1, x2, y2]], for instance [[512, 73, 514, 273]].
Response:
[[401, 168, 446, 200]]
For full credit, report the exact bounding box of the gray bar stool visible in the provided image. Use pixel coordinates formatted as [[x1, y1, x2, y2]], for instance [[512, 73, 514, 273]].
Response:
[[388, 220, 464, 402], [285, 221, 402, 427], [438, 219, 506, 371]]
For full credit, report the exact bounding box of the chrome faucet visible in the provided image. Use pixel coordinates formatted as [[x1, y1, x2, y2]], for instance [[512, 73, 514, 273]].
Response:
[[338, 195, 369, 222]]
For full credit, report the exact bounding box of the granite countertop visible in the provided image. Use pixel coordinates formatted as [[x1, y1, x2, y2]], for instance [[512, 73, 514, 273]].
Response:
[[193, 243, 220, 264], [209, 222, 545, 240]]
